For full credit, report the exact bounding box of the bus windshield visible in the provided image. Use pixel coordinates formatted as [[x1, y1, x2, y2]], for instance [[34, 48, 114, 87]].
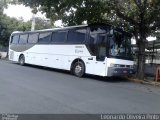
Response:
[[110, 31, 132, 59]]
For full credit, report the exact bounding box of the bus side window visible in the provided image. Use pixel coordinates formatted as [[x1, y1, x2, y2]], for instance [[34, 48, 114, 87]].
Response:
[[52, 31, 67, 43], [28, 33, 39, 44], [10, 36, 13, 43], [38, 32, 52, 43], [11, 35, 19, 44], [67, 28, 86, 43], [19, 34, 28, 44]]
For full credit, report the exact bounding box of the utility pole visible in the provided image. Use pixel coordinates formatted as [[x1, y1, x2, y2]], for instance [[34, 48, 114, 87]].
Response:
[[31, 14, 35, 31]]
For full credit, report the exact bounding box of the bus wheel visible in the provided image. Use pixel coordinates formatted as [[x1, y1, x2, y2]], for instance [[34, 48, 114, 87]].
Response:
[[19, 55, 25, 66], [73, 61, 85, 77]]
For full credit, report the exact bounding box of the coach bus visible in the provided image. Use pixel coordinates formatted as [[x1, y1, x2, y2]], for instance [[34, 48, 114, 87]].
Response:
[[9, 24, 134, 77]]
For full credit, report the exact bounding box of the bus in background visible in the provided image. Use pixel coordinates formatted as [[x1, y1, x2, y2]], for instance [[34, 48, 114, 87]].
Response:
[[9, 24, 134, 77]]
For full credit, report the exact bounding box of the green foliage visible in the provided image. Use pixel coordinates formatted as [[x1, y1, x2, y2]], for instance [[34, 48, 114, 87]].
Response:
[[0, 13, 53, 46], [18, 0, 160, 33], [0, 0, 30, 46], [0, 0, 14, 14], [0, 0, 6, 14], [30, 17, 52, 30], [0, 14, 29, 46], [107, 0, 160, 37], [18, 0, 110, 26]]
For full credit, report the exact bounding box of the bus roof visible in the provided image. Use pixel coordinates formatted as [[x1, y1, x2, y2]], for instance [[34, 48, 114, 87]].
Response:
[[11, 23, 131, 36], [11, 24, 88, 35]]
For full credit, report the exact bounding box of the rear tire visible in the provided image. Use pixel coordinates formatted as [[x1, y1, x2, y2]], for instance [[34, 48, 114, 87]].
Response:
[[72, 61, 85, 77], [19, 55, 25, 66]]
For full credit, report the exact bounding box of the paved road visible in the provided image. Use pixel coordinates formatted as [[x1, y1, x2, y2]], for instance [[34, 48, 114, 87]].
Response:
[[0, 60, 160, 113]]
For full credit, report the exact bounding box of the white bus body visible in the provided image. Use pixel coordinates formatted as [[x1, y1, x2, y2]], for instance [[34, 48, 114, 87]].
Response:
[[9, 24, 135, 77]]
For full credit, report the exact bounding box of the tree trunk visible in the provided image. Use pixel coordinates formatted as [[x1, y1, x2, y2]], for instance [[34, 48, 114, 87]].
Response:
[[136, 37, 146, 80]]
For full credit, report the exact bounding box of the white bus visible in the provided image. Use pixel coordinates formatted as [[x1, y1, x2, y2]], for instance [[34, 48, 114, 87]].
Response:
[[9, 24, 135, 77]]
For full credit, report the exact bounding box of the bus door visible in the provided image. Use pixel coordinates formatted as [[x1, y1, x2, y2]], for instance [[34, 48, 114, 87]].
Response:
[[94, 33, 107, 76]]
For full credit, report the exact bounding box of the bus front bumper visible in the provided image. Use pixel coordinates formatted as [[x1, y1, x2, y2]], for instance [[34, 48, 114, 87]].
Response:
[[107, 67, 135, 76]]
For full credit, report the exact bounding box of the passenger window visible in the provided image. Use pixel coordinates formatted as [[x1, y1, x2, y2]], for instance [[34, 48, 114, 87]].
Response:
[[28, 33, 39, 44], [90, 34, 97, 45], [19, 34, 28, 44], [52, 31, 67, 43], [67, 28, 86, 43], [39, 32, 52, 43], [89, 26, 109, 44], [11, 35, 19, 44], [90, 26, 108, 34], [89, 32, 107, 61]]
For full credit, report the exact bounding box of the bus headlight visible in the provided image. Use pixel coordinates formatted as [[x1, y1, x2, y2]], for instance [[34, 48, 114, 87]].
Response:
[[110, 63, 115, 67], [110, 63, 120, 68], [115, 64, 120, 68]]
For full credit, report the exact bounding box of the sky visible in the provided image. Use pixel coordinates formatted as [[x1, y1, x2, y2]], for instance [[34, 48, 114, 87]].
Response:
[[4, 4, 62, 27], [4, 5, 45, 21]]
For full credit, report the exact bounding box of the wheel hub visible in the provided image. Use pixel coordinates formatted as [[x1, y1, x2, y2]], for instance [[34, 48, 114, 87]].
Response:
[[75, 65, 82, 74], [20, 59, 23, 64]]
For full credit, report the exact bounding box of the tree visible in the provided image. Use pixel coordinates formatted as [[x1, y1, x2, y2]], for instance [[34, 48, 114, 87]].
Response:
[[0, 0, 21, 46], [0, 0, 53, 46], [0, 15, 53, 46], [0, 0, 8, 46], [0, 14, 32, 46], [0, 0, 14, 14], [0, 0, 6, 14], [107, 0, 160, 79], [18, 0, 160, 79], [17, 0, 111, 25], [29, 17, 53, 30]]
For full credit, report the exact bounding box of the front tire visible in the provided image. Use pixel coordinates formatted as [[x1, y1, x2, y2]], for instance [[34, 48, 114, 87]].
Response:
[[73, 61, 85, 77], [19, 55, 25, 66]]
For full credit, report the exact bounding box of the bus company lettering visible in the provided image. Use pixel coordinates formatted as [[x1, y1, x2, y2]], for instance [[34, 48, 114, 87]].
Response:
[[75, 49, 83, 54], [75, 46, 84, 48]]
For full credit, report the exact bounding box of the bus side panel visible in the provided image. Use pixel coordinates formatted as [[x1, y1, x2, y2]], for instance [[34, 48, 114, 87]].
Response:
[[22, 44, 93, 71], [9, 43, 109, 77], [9, 50, 21, 62]]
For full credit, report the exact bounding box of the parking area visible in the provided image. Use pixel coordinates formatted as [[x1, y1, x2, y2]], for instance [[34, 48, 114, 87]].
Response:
[[0, 60, 160, 113]]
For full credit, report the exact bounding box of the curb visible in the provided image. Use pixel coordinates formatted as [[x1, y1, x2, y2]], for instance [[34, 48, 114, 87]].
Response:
[[128, 78, 160, 87]]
